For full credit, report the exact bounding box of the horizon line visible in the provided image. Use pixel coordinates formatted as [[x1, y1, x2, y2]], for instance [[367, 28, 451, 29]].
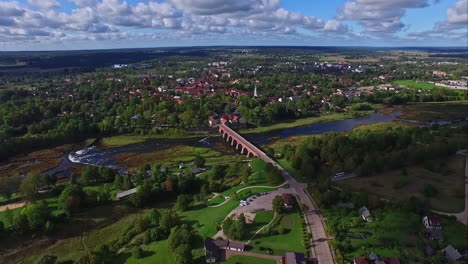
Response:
[[1, 45, 467, 53]]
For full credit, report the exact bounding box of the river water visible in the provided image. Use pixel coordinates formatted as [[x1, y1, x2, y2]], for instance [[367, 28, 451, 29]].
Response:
[[46, 109, 464, 177]]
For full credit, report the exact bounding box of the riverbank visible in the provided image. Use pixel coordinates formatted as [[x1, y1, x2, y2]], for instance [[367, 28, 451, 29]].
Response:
[[99, 133, 213, 148], [396, 101, 468, 122], [0, 143, 84, 179], [239, 109, 378, 134]]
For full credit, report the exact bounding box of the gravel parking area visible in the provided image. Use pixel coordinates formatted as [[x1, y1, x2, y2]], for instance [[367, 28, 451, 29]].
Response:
[[230, 187, 292, 220]]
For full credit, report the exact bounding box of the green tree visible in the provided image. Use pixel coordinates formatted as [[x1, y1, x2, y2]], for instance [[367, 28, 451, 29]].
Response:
[[58, 184, 84, 215], [194, 155, 206, 168], [174, 244, 193, 264], [174, 194, 192, 212], [80, 166, 100, 185], [168, 225, 193, 250], [272, 196, 285, 214], [21, 201, 50, 230], [159, 209, 181, 234], [212, 165, 227, 180], [132, 247, 143, 259], [18, 173, 40, 202]]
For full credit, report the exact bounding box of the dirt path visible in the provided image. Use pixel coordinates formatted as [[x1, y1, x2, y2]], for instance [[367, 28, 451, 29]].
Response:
[[225, 250, 283, 264], [236, 182, 287, 194], [0, 201, 26, 212], [208, 197, 231, 208], [246, 213, 277, 244]]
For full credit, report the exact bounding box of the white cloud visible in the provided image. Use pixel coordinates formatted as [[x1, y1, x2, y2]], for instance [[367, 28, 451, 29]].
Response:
[[338, 0, 430, 33], [168, 0, 280, 15], [447, 0, 468, 24], [27, 0, 60, 10], [0, 1, 26, 16]]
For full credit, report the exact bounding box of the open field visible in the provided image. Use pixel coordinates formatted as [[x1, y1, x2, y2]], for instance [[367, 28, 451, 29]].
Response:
[[0, 83, 34, 91], [336, 155, 465, 213], [393, 80, 445, 90], [249, 209, 305, 256], [220, 256, 276, 264], [113, 145, 221, 169], [398, 101, 468, 122], [100, 133, 205, 148]]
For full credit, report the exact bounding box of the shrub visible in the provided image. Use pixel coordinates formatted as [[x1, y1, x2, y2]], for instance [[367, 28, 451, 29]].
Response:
[[132, 247, 143, 259], [423, 184, 439, 198], [37, 255, 57, 264]]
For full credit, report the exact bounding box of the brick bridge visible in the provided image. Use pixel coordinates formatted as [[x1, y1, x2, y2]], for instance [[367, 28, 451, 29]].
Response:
[[217, 123, 335, 264], [218, 124, 259, 158]]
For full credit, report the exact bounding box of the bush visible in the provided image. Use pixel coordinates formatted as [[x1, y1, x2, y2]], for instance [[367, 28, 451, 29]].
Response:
[[37, 255, 57, 264], [423, 184, 439, 198], [132, 247, 143, 259]]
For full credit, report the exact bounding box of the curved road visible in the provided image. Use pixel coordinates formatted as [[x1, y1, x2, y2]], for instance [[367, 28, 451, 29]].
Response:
[[219, 124, 335, 264]]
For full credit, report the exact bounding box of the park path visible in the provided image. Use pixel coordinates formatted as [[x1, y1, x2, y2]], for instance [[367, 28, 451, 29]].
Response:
[[208, 197, 231, 208], [225, 250, 283, 264], [246, 213, 277, 244], [235, 182, 287, 194], [0, 201, 26, 212]]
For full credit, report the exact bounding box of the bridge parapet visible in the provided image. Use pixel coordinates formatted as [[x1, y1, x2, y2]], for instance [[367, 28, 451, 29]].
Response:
[[218, 124, 259, 158]]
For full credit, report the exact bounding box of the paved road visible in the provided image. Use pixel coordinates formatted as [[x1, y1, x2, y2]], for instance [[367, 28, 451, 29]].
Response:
[[220, 124, 335, 264]]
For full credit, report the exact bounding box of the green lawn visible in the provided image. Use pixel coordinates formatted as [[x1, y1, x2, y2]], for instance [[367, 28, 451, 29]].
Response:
[[208, 196, 225, 206], [220, 256, 276, 264], [393, 80, 446, 90], [245, 211, 275, 239], [121, 240, 177, 264], [249, 210, 305, 256], [100, 133, 203, 147], [182, 200, 238, 238], [442, 217, 468, 250]]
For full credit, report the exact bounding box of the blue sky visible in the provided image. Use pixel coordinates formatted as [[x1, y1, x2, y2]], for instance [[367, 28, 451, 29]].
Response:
[[0, 0, 466, 51]]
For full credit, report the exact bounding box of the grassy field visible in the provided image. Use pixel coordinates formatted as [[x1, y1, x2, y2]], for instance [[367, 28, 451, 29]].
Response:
[[239, 110, 376, 134], [220, 256, 276, 264], [121, 240, 177, 264], [245, 211, 275, 240], [393, 80, 446, 90], [208, 195, 226, 206], [113, 145, 221, 169], [442, 217, 468, 250], [336, 155, 465, 213], [398, 101, 468, 122], [100, 133, 204, 148], [249, 210, 305, 256]]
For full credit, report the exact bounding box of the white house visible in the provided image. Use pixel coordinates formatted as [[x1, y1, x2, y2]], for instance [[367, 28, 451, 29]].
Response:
[[422, 216, 442, 230], [359, 206, 372, 222]]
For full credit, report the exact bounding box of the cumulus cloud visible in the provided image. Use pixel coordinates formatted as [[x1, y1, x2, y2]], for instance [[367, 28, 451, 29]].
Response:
[[168, 0, 280, 15], [27, 0, 60, 10], [338, 0, 431, 33], [0, 0, 463, 50], [0, 1, 26, 16], [435, 0, 468, 30], [406, 0, 468, 40]]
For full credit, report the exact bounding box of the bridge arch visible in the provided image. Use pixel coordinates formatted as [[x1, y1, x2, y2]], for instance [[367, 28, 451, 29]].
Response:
[[218, 124, 259, 158]]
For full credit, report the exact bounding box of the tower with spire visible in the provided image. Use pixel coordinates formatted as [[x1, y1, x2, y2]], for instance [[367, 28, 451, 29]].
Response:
[[254, 85, 258, 98]]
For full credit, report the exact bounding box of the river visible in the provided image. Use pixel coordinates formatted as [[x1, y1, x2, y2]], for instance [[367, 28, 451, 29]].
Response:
[[45, 109, 464, 177]]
